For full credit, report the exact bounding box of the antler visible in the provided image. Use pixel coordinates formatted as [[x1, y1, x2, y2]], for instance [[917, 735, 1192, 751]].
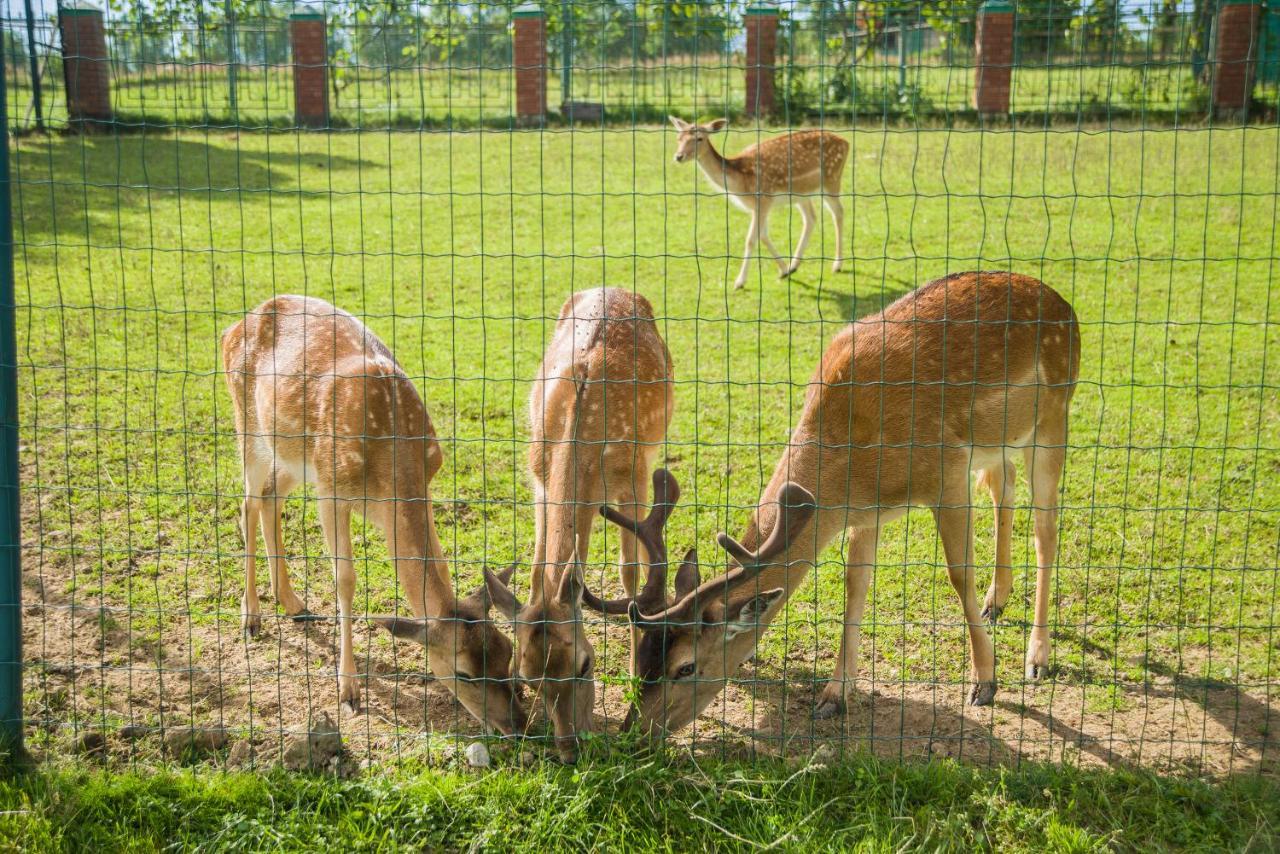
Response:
[[581, 468, 679, 615], [628, 481, 817, 629]]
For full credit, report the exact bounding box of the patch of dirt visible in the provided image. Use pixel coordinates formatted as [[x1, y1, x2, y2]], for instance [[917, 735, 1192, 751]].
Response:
[[19, 550, 1277, 777]]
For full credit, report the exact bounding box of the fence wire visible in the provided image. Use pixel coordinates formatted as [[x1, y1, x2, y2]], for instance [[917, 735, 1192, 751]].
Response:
[[1, 0, 1277, 777]]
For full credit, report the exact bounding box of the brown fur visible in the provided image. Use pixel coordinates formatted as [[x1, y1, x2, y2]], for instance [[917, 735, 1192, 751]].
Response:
[[625, 272, 1081, 736], [670, 117, 849, 288], [485, 287, 674, 761], [221, 296, 524, 734]]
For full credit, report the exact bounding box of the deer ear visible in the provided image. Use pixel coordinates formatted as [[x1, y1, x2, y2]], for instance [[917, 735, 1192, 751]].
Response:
[[674, 548, 700, 599], [556, 562, 585, 608], [723, 589, 784, 640], [482, 567, 522, 621], [704, 118, 729, 133], [669, 115, 689, 131], [372, 615, 431, 645]]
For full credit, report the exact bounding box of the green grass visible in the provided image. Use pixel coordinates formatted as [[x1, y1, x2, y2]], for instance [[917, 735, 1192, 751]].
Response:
[[10, 124, 1279, 771], [2, 754, 1278, 851]]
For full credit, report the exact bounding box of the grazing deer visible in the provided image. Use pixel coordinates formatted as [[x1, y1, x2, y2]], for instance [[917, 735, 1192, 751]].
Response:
[[222, 295, 525, 734], [669, 116, 848, 290], [482, 287, 674, 763], [584, 272, 1080, 735]]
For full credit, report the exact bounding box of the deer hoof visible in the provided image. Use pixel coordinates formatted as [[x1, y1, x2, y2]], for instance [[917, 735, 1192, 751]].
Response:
[[339, 683, 362, 716], [980, 601, 1003, 624], [290, 608, 321, 624], [968, 681, 997, 707], [814, 695, 846, 720], [1026, 662, 1051, 681], [242, 612, 261, 638]]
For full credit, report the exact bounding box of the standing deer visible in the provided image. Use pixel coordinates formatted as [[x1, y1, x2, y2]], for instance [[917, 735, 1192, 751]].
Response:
[[669, 116, 848, 290], [222, 295, 525, 734], [482, 287, 674, 763], [584, 272, 1080, 735]]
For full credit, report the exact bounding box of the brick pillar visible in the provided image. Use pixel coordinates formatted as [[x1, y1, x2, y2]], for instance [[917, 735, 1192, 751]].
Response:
[[513, 6, 547, 125], [744, 4, 779, 118], [58, 4, 112, 127], [974, 1, 1014, 114], [290, 12, 328, 129], [1211, 0, 1263, 118]]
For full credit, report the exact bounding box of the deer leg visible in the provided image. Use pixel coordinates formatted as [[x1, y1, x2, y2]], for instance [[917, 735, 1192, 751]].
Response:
[[935, 503, 997, 707], [816, 526, 877, 719], [239, 491, 262, 638], [756, 201, 787, 274], [1024, 428, 1065, 681], [320, 498, 360, 714], [609, 471, 648, 679], [261, 470, 309, 620], [822, 192, 844, 273], [782, 198, 816, 279], [734, 211, 761, 290], [979, 459, 1017, 623]]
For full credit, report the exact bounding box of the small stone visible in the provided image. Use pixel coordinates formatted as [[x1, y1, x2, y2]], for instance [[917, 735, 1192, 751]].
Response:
[[465, 742, 490, 768], [75, 730, 106, 757], [359, 758, 374, 772], [164, 726, 229, 760], [282, 712, 343, 772], [520, 751, 536, 766], [810, 743, 837, 766], [119, 724, 148, 741], [227, 740, 253, 767]]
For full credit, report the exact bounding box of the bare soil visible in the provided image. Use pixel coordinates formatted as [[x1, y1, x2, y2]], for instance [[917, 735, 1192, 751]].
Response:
[[22, 551, 1277, 778]]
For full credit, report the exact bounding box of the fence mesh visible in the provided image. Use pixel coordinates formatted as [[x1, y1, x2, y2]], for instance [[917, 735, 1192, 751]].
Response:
[[1, 0, 1277, 777]]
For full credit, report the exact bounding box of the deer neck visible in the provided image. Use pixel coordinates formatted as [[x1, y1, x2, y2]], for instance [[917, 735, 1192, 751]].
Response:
[[694, 139, 740, 193], [386, 498, 455, 617]]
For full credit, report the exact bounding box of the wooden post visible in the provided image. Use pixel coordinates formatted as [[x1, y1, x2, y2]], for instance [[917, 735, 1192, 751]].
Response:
[[58, 3, 112, 127], [513, 5, 547, 126], [1210, 0, 1263, 119], [974, 1, 1014, 115], [744, 4, 779, 118], [290, 12, 328, 129]]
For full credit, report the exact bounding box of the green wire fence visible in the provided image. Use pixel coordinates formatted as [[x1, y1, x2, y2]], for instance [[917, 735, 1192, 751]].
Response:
[[0, 0, 1277, 776]]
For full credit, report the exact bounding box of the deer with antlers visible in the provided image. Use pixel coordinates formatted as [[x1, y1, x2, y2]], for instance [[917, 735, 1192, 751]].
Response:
[[584, 272, 1080, 735], [481, 287, 674, 762], [669, 116, 848, 290], [222, 296, 525, 734]]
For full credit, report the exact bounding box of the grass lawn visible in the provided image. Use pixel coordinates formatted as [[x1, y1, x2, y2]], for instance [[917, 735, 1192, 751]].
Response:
[[3, 754, 1279, 851], [8, 124, 1280, 775]]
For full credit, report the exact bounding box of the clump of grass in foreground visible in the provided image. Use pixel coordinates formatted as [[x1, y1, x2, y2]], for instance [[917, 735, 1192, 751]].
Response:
[[2, 754, 1277, 851]]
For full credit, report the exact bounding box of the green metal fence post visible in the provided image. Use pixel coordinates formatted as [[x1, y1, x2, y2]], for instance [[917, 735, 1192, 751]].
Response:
[[23, 0, 44, 132], [0, 22, 24, 761], [560, 0, 572, 106], [225, 0, 238, 123]]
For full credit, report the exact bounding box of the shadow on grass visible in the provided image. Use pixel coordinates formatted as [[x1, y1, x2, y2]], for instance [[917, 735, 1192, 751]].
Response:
[[1054, 629, 1279, 776], [11, 134, 381, 243], [791, 273, 915, 322]]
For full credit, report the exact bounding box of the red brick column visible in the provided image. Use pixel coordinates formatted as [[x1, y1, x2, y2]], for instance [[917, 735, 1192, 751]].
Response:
[[290, 12, 328, 129], [58, 5, 112, 126], [974, 2, 1014, 114], [1211, 1, 1263, 117], [744, 5, 779, 118], [513, 6, 547, 125]]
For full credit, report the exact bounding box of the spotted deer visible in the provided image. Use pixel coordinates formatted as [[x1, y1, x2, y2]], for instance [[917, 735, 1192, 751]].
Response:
[[669, 116, 848, 290], [584, 272, 1080, 736], [481, 287, 674, 762], [221, 296, 525, 734]]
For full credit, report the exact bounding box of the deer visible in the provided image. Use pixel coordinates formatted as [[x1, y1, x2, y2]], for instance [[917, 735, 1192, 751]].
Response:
[[669, 116, 848, 290], [221, 295, 526, 735], [583, 271, 1080, 736], [480, 287, 674, 763]]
